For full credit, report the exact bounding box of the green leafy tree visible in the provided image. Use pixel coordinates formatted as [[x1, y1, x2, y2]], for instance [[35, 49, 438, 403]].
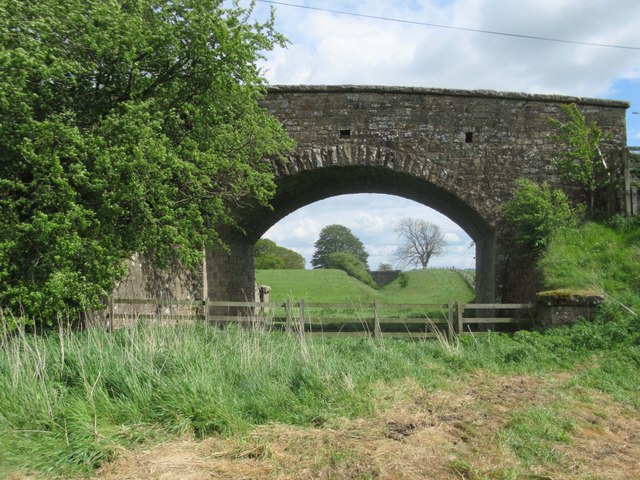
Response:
[[550, 103, 610, 217], [0, 0, 293, 324], [254, 254, 285, 270], [254, 239, 305, 269], [325, 252, 376, 288], [502, 179, 576, 255], [311, 225, 369, 269]]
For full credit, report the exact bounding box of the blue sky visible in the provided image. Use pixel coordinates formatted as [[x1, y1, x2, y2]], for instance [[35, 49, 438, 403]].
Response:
[[241, 0, 640, 269]]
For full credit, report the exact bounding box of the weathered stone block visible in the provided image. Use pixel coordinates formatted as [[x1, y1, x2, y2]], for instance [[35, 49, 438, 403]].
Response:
[[535, 289, 605, 327]]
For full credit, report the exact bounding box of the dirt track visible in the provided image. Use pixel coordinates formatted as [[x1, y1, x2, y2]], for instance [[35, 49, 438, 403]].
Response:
[[94, 372, 640, 480]]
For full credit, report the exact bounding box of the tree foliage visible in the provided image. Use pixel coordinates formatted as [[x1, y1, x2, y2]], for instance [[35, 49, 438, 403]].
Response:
[[325, 252, 376, 288], [502, 179, 576, 255], [550, 103, 610, 216], [254, 239, 305, 270], [311, 225, 369, 269], [0, 0, 293, 323], [393, 218, 446, 269]]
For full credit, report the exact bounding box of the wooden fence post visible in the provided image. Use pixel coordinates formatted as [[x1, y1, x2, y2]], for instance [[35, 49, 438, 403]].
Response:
[[285, 299, 292, 334], [447, 300, 454, 340], [204, 299, 209, 324], [298, 299, 306, 341], [108, 296, 114, 333], [373, 299, 382, 340], [456, 301, 464, 334]]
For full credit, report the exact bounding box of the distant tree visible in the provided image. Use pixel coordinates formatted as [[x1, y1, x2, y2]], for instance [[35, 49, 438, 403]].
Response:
[[325, 252, 376, 288], [254, 254, 285, 270], [311, 225, 369, 269], [550, 103, 610, 217], [394, 218, 446, 269], [377, 263, 394, 271], [254, 239, 305, 269]]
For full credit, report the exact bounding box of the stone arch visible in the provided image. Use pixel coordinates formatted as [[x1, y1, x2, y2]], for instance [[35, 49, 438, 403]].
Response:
[[117, 85, 629, 307], [206, 145, 496, 303], [254, 145, 495, 241]]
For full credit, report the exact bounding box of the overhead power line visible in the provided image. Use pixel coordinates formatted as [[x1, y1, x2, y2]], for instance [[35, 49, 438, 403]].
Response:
[[256, 0, 640, 51]]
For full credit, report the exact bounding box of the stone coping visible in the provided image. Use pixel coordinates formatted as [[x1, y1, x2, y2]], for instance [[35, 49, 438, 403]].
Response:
[[536, 288, 605, 306], [267, 84, 630, 109]]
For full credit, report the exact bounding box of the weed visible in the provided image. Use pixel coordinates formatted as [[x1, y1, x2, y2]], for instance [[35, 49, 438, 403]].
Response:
[[501, 406, 575, 465]]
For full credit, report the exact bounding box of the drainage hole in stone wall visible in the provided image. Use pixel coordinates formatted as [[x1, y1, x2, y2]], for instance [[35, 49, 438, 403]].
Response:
[[340, 129, 351, 139]]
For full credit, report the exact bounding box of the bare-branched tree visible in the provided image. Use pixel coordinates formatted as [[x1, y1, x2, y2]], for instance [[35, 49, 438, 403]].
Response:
[[393, 218, 446, 269]]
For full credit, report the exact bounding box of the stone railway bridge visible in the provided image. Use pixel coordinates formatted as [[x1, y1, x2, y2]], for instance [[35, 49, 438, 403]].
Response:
[[115, 86, 629, 305], [204, 85, 628, 304]]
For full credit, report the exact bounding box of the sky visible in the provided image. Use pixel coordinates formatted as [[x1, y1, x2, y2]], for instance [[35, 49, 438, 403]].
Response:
[[240, 0, 640, 270]]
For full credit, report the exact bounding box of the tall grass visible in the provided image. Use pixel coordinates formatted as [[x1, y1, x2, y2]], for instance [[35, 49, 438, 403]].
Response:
[[2, 219, 639, 477], [540, 217, 640, 303], [3, 306, 639, 477], [0, 321, 451, 477]]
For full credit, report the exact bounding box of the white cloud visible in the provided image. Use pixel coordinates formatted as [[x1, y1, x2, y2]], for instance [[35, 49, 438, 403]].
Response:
[[264, 215, 320, 247], [261, 194, 474, 270], [444, 232, 461, 243], [355, 212, 387, 233], [256, 0, 640, 98], [249, 0, 640, 272]]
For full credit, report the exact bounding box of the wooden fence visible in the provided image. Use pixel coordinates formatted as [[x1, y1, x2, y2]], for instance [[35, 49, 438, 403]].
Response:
[[107, 298, 534, 339]]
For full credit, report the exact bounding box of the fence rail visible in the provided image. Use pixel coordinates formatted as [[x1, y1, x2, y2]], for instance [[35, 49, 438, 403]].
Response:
[[107, 297, 535, 339]]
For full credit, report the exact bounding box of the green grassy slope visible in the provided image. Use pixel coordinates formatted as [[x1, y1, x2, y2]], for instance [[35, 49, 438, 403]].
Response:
[[255, 269, 379, 304], [256, 268, 474, 304], [379, 269, 474, 304], [540, 220, 640, 300]]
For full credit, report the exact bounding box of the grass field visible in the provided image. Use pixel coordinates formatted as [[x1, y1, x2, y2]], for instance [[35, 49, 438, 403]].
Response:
[[2, 219, 639, 479], [256, 268, 475, 305], [2, 310, 639, 479], [255, 268, 379, 304]]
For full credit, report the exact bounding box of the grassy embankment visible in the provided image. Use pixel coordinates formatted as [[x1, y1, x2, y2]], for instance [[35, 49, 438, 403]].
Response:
[[1, 220, 639, 478], [256, 268, 475, 329], [256, 267, 474, 304]]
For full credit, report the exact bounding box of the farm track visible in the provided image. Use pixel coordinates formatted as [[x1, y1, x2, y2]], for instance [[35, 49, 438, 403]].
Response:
[[94, 371, 640, 480]]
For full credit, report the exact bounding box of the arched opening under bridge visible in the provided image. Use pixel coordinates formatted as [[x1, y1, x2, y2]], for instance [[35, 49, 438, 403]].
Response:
[[206, 164, 495, 303]]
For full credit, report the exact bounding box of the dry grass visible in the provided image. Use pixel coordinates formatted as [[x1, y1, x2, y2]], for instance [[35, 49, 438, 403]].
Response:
[[93, 372, 640, 480]]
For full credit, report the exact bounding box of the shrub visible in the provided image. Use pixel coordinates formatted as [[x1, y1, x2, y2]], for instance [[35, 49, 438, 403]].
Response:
[[254, 239, 305, 269], [254, 253, 285, 270], [325, 252, 376, 288], [550, 103, 610, 218], [502, 179, 576, 255]]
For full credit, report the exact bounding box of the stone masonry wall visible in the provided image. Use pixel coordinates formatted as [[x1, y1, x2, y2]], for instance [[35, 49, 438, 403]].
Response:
[[226, 85, 627, 303], [260, 86, 627, 228], [114, 86, 629, 305], [369, 270, 402, 288]]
